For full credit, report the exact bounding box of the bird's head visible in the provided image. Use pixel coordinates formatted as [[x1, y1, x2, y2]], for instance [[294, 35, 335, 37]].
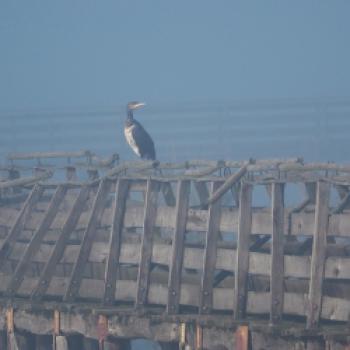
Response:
[[127, 101, 146, 111]]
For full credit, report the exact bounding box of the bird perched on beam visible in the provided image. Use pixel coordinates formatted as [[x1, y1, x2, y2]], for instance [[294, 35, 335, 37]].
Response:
[[124, 101, 156, 160]]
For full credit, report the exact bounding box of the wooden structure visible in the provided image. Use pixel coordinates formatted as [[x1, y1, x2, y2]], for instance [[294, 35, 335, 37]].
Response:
[[1, 151, 350, 349]]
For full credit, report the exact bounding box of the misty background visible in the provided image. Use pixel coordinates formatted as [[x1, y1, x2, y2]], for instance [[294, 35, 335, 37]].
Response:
[[1, 1, 350, 166]]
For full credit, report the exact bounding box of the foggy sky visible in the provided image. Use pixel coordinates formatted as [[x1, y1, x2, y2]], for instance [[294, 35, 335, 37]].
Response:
[[1, 1, 350, 112]]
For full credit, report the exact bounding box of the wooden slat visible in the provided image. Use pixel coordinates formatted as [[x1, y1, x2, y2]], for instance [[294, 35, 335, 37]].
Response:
[[0, 185, 44, 266], [270, 183, 285, 324], [167, 180, 190, 314], [135, 179, 159, 308], [5, 202, 350, 238], [233, 183, 253, 320], [199, 181, 223, 314], [307, 181, 330, 329], [5, 185, 67, 296], [103, 179, 130, 304], [64, 179, 111, 302], [31, 186, 90, 300]]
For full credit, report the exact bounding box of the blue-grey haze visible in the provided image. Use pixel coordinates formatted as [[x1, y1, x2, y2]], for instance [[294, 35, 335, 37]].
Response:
[[1, 2, 350, 349]]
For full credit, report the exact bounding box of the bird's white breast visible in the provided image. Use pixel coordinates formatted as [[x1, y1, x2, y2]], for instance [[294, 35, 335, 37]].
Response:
[[124, 125, 141, 157]]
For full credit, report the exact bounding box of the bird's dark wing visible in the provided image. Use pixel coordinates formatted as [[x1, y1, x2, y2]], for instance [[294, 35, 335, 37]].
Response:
[[132, 120, 156, 160]]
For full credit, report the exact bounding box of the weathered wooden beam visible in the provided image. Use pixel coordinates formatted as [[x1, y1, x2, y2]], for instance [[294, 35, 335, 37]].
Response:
[[31, 186, 91, 300], [233, 182, 253, 320], [0, 185, 44, 266], [64, 179, 112, 302], [135, 180, 159, 308], [270, 183, 285, 325], [0, 172, 52, 189], [199, 181, 223, 314], [205, 165, 248, 206], [167, 180, 190, 314], [5, 185, 67, 296], [307, 181, 330, 329], [5, 195, 350, 238], [103, 179, 130, 305]]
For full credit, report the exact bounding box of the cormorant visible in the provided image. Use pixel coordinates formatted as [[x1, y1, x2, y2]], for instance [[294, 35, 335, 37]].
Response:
[[124, 101, 156, 160]]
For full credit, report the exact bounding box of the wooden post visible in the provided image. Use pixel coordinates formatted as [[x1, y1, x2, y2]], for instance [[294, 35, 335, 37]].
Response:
[[53, 310, 60, 350], [233, 183, 253, 320], [307, 181, 330, 329], [135, 179, 159, 308], [97, 315, 108, 350], [270, 182, 285, 325], [64, 179, 111, 302], [167, 180, 190, 314], [235, 326, 249, 350], [6, 307, 18, 350], [179, 323, 186, 350], [104, 179, 130, 305], [199, 181, 223, 314], [195, 324, 203, 350]]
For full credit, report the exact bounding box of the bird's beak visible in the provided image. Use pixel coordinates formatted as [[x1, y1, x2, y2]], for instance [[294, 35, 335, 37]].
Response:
[[134, 102, 146, 109]]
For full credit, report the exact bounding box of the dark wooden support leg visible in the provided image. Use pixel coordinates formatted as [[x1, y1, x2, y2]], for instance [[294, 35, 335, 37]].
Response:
[[0, 331, 7, 349], [67, 334, 84, 349], [36, 334, 53, 350], [83, 337, 99, 350], [105, 337, 131, 350], [159, 341, 179, 350]]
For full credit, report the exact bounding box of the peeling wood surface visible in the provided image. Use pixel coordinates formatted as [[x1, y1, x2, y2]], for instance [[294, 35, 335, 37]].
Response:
[[1, 168, 350, 330]]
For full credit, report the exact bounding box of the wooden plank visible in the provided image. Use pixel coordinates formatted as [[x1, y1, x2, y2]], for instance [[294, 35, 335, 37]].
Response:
[[307, 181, 330, 329], [4, 202, 350, 238], [0, 173, 52, 189], [233, 183, 253, 320], [103, 179, 130, 304], [5, 185, 67, 296], [31, 186, 91, 300], [135, 179, 159, 308], [167, 180, 190, 314], [0, 185, 44, 266], [199, 181, 223, 314], [270, 183, 285, 324], [64, 179, 111, 302]]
